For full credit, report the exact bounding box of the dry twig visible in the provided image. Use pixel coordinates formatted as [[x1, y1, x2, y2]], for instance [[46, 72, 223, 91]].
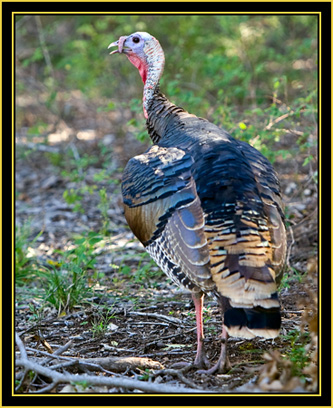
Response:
[[127, 311, 182, 325], [152, 367, 203, 390]]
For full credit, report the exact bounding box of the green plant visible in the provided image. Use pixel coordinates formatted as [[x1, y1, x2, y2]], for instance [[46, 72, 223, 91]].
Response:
[[53, 146, 101, 183], [135, 255, 163, 287], [62, 183, 97, 214], [38, 262, 91, 315], [63, 188, 84, 213], [15, 221, 43, 285], [71, 380, 90, 390], [282, 329, 311, 378], [35, 231, 104, 314], [97, 187, 110, 235], [127, 99, 149, 142], [279, 266, 304, 290], [119, 252, 164, 288], [138, 369, 151, 381], [26, 120, 49, 139], [91, 308, 116, 338]]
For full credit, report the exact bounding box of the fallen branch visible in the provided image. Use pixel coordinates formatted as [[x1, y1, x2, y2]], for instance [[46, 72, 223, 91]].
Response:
[[25, 345, 164, 373], [71, 356, 164, 373], [16, 333, 208, 393], [16, 357, 208, 394]]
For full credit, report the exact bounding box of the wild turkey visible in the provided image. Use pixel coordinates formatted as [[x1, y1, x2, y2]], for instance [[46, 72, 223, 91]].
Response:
[[109, 32, 286, 374]]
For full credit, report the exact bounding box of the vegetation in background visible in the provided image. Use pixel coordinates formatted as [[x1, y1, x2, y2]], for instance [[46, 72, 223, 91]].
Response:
[[16, 15, 317, 162]]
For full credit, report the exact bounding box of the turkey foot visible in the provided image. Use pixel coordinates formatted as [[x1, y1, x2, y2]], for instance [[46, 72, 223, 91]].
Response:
[[170, 341, 210, 370], [197, 325, 231, 375], [193, 343, 211, 369]]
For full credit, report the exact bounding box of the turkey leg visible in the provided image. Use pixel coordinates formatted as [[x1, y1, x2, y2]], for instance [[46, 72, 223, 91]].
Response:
[[197, 325, 231, 374], [171, 291, 210, 370], [191, 291, 210, 369]]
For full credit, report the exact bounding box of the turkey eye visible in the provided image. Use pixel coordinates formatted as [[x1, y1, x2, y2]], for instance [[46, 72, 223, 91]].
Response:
[[132, 37, 140, 44]]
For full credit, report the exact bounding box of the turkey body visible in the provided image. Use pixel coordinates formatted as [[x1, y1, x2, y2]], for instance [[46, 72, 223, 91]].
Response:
[[110, 32, 286, 373], [122, 92, 286, 339]]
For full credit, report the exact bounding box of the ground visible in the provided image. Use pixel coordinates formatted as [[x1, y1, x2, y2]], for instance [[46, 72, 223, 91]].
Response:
[[15, 123, 318, 394]]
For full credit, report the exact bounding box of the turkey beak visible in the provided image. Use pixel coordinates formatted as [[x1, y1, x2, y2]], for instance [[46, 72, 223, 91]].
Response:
[[108, 36, 128, 55]]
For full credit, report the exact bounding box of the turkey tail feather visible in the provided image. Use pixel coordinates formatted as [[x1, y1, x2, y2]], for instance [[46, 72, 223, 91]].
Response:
[[224, 305, 281, 339]]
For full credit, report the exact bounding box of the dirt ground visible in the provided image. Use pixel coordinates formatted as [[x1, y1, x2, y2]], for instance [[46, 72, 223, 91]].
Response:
[[14, 98, 318, 394]]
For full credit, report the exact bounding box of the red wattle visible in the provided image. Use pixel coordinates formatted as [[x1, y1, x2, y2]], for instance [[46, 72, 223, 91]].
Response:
[[127, 54, 148, 84]]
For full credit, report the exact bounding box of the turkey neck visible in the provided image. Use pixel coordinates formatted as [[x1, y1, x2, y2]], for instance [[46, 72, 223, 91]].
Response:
[[145, 88, 187, 144], [141, 52, 176, 142], [142, 43, 195, 144], [141, 38, 165, 119], [145, 85, 200, 145]]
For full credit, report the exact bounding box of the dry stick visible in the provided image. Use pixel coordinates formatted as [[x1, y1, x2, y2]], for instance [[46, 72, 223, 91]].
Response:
[[41, 340, 73, 366], [49, 359, 126, 378], [15, 368, 30, 392], [282, 310, 303, 315], [33, 381, 59, 394], [15, 334, 31, 392], [50, 359, 120, 377], [127, 311, 182, 325], [26, 347, 74, 360], [35, 16, 55, 79], [286, 225, 295, 272], [130, 321, 169, 327], [15, 334, 207, 393], [265, 112, 293, 130], [152, 368, 204, 390]]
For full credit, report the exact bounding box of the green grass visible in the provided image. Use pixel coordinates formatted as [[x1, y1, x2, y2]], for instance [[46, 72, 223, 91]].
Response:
[[97, 188, 111, 236], [118, 251, 165, 288], [40, 232, 104, 313], [15, 221, 43, 285], [90, 307, 116, 338], [15, 223, 105, 314]]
